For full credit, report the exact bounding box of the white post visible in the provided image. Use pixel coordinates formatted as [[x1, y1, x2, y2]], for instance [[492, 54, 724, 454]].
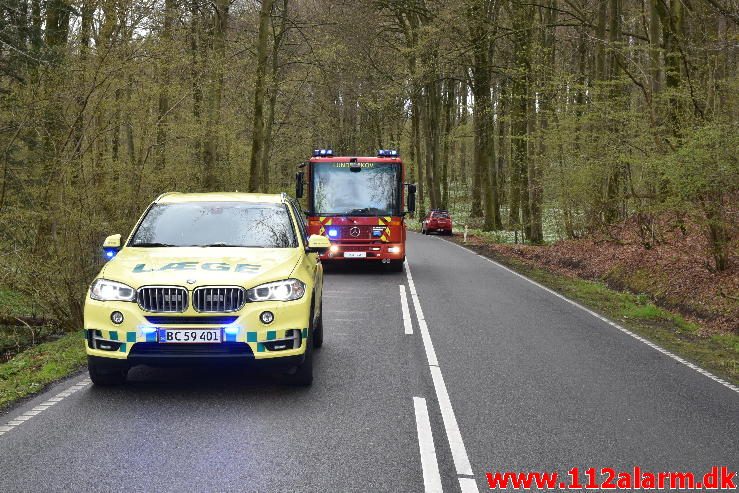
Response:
[[463, 224, 468, 243]]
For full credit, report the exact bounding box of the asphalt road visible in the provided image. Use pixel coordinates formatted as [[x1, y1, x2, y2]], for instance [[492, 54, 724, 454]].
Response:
[[1, 232, 737, 492]]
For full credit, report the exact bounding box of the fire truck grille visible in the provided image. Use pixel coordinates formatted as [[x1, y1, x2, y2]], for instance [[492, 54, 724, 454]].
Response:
[[193, 287, 246, 313], [137, 287, 188, 313], [336, 225, 375, 240]]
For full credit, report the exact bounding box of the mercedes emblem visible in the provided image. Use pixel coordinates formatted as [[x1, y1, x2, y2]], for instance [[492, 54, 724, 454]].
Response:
[[349, 226, 360, 238]]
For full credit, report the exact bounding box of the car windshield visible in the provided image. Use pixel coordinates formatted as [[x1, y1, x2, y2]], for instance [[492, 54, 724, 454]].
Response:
[[129, 202, 297, 248], [312, 162, 400, 216]]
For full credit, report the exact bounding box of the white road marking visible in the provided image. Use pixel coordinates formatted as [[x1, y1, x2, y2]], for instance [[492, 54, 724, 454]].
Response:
[[430, 366, 473, 476], [413, 397, 443, 493], [441, 236, 739, 395], [0, 377, 91, 438], [459, 477, 479, 492], [406, 260, 479, 492], [405, 262, 439, 366], [400, 285, 413, 335]]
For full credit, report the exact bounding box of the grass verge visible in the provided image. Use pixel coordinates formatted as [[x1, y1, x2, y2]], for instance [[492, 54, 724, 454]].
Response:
[[0, 332, 86, 411], [447, 235, 739, 386]]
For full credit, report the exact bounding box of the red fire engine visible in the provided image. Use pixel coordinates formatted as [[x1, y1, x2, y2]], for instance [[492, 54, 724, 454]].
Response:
[[296, 149, 416, 271]]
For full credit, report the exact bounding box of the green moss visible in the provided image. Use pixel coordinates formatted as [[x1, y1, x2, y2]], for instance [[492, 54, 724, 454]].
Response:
[[0, 332, 86, 410]]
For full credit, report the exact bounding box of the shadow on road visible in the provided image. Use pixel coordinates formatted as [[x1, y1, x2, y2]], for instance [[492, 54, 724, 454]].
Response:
[[322, 261, 402, 276], [87, 352, 328, 399]]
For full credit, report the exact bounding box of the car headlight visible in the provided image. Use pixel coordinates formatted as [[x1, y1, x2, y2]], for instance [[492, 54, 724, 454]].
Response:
[[90, 279, 137, 302], [246, 279, 305, 302]]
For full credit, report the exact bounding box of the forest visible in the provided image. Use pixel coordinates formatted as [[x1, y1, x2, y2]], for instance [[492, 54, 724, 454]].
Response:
[[0, 0, 736, 332]]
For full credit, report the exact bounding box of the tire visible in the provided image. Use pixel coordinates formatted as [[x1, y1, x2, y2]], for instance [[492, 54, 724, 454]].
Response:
[[287, 301, 314, 386], [88, 357, 128, 386], [387, 259, 404, 272], [288, 337, 313, 386], [313, 297, 323, 349]]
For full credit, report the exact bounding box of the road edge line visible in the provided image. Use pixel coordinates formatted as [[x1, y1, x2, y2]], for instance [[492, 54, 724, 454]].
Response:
[[440, 236, 739, 395], [0, 377, 92, 437]]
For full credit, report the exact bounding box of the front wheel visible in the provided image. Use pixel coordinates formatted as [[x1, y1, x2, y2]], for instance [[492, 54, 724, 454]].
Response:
[[88, 357, 128, 386], [313, 297, 323, 349], [287, 339, 313, 386]]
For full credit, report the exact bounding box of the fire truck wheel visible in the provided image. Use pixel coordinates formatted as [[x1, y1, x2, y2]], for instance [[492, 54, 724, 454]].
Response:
[[313, 297, 324, 349], [387, 260, 404, 272]]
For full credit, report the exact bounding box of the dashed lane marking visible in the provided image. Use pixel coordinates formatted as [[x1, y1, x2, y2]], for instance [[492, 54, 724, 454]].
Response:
[[0, 377, 92, 437], [400, 285, 413, 335], [405, 260, 479, 492], [413, 397, 443, 493]]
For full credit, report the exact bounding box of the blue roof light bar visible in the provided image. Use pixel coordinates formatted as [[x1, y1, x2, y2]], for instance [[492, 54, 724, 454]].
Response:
[[312, 149, 334, 157], [378, 149, 399, 158]]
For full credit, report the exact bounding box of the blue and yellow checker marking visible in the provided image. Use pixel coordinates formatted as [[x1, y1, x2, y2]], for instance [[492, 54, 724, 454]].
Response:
[[88, 328, 307, 354]]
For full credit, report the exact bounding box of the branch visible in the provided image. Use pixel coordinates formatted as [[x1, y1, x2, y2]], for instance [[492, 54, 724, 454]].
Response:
[[703, 0, 739, 25]]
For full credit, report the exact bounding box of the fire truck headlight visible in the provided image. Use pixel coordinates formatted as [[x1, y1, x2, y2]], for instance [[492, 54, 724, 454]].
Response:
[[328, 229, 338, 238], [329, 245, 339, 254], [246, 279, 306, 302], [388, 246, 402, 254]]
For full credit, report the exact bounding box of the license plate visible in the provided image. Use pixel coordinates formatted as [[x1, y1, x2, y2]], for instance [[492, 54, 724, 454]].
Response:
[[158, 329, 222, 344], [344, 251, 366, 258]]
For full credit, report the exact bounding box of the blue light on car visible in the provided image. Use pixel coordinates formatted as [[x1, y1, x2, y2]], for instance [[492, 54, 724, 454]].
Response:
[[372, 230, 382, 237], [328, 229, 338, 238], [139, 326, 157, 334], [224, 324, 240, 335], [103, 248, 117, 259]]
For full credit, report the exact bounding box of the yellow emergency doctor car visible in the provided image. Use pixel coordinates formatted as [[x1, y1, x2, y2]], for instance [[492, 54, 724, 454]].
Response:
[[85, 192, 330, 386]]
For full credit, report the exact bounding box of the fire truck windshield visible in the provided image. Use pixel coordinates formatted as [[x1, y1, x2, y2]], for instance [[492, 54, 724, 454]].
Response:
[[311, 162, 400, 216]]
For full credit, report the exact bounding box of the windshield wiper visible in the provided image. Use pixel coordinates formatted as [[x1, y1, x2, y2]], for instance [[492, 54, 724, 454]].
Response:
[[345, 208, 390, 216], [131, 242, 175, 247], [197, 243, 245, 247]]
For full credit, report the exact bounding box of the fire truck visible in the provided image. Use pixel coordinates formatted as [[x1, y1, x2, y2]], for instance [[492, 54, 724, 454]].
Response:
[[295, 149, 416, 272]]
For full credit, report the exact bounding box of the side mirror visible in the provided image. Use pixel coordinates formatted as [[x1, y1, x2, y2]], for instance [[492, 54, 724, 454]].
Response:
[[407, 184, 416, 213], [103, 234, 122, 259], [295, 172, 304, 198], [306, 234, 331, 254]]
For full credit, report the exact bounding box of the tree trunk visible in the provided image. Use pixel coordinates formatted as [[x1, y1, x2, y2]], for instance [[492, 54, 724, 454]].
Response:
[[190, 0, 203, 168], [248, 0, 276, 192], [155, 0, 176, 170], [509, 0, 532, 240], [441, 79, 454, 209], [203, 0, 229, 190], [260, 0, 289, 193], [459, 82, 468, 186]]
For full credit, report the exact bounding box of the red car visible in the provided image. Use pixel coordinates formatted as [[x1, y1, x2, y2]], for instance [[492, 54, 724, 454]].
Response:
[[421, 209, 453, 235]]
